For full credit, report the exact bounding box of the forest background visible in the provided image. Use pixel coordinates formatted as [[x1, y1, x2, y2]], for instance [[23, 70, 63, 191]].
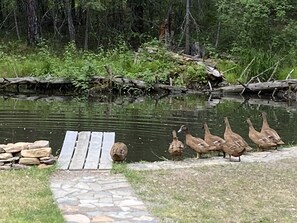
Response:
[[0, 0, 297, 91]]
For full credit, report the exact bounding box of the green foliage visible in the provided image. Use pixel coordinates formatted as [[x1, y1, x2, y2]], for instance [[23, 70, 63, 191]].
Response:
[[217, 0, 294, 50], [184, 64, 207, 84]]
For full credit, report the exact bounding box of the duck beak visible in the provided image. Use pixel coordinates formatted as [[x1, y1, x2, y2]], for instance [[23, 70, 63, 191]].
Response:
[[177, 127, 182, 133]]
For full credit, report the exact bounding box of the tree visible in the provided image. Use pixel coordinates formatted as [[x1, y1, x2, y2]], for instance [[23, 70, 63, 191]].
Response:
[[25, 0, 40, 45], [65, 0, 75, 42]]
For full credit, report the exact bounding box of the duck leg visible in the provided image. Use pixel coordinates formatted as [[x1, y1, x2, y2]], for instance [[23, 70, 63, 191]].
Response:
[[196, 153, 201, 159]]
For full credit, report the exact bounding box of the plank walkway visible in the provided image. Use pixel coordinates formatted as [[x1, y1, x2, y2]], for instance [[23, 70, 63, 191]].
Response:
[[58, 131, 115, 170]]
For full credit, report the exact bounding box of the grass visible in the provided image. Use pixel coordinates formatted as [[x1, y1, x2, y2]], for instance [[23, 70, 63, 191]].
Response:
[[0, 166, 64, 223], [123, 158, 297, 223]]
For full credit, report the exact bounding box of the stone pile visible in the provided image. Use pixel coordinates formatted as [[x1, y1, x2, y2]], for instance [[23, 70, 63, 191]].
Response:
[[0, 140, 56, 169]]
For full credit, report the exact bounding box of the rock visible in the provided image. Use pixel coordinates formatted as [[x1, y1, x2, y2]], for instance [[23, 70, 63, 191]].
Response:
[[0, 153, 13, 160], [0, 165, 12, 170], [28, 140, 49, 149], [12, 164, 30, 169], [38, 164, 54, 169], [21, 147, 52, 158], [0, 147, 5, 153], [39, 155, 56, 165], [19, 157, 40, 165], [0, 157, 19, 163], [3, 142, 31, 153]]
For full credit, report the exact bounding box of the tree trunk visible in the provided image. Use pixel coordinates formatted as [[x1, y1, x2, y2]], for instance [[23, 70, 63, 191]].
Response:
[[13, 8, 20, 40], [71, 0, 76, 24], [0, 0, 3, 23], [185, 0, 190, 54], [84, 7, 90, 50], [64, 0, 75, 42], [26, 0, 40, 45], [130, 3, 144, 49]]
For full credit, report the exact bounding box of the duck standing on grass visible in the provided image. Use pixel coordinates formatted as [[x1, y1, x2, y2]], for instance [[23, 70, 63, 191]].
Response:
[[221, 140, 246, 162], [110, 142, 128, 162], [178, 125, 216, 159], [247, 118, 277, 150], [260, 112, 285, 147], [203, 122, 226, 157], [224, 117, 253, 152], [168, 130, 184, 160]]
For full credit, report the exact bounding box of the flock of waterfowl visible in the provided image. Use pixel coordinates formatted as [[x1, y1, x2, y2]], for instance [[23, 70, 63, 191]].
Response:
[[109, 111, 284, 163], [169, 112, 285, 162]]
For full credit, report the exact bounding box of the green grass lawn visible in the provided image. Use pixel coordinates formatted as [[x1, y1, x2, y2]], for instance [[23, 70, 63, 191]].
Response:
[[124, 158, 297, 223], [0, 167, 64, 223]]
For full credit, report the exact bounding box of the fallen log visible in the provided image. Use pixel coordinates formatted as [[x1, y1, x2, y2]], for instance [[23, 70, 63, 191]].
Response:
[[215, 79, 297, 96]]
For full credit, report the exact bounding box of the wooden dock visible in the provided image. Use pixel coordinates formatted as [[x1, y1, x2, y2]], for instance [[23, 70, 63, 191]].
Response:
[[58, 131, 115, 170]]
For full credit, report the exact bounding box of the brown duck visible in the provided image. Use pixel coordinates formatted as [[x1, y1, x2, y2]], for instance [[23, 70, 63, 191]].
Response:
[[110, 142, 128, 162], [224, 117, 253, 152], [178, 125, 216, 159], [168, 130, 184, 160], [203, 123, 226, 157], [222, 140, 246, 162], [260, 112, 285, 146], [247, 118, 277, 150]]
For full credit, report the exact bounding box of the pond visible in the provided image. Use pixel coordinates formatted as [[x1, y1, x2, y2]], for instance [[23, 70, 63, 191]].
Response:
[[0, 94, 296, 162]]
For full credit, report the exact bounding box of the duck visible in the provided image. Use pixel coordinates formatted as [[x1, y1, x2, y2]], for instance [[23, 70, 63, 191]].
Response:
[[246, 118, 277, 150], [224, 117, 253, 152], [178, 125, 216, 159], [222, 140, 246, 162], [203, 122, 226, 157], [260, 112, 285, 146], [168, 130, 184, 160], [110, 142, 128, 162]]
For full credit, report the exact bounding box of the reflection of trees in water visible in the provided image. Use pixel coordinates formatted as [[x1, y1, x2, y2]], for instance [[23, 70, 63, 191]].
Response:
[[0, 95, 296, 161]]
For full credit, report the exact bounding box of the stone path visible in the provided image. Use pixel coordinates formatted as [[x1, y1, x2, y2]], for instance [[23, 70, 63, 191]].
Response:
[[50, 147, 297, 223], [50, 171, 158, 223]]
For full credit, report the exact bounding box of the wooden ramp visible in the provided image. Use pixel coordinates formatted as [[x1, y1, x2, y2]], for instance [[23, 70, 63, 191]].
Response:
[[58, 131, 115, 170]]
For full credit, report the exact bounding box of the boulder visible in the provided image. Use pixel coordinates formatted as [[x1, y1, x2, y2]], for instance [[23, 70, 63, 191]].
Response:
[[3, 142, 31, 153], [28, 140, 49, 149], [0, 147, 5, 153], [21, 147, 52, 158], [0, 157, 19, 163], [19, 157, 40, 165], [39, 155, 56, 165], [0, 153, 13, 160]]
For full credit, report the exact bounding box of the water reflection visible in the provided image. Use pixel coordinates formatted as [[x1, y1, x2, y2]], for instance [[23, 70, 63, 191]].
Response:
[[0, 94, 296, 162]]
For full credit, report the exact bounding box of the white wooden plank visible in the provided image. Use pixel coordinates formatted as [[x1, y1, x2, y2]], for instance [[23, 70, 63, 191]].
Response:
[[58, 131, 78, 170], [99, 132, 115, 170], [84, 132, 103, 170], [69, 131, 91, 170]]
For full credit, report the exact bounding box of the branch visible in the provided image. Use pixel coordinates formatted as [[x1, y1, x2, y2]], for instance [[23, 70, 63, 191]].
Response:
[[239, 57, 255, 79]]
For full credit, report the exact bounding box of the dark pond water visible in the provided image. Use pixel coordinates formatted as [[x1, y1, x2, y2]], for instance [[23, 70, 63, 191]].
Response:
[[0, 94, 296, 162]]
